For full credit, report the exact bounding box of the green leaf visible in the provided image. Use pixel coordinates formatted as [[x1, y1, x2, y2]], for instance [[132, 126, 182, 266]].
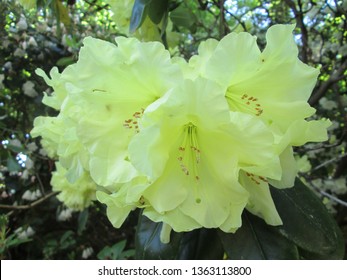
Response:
[[7, 144, 26, 153], [129, 0, 152, 33], [119, 248, 135, 260], [5, 235, 32, 248], [77, 209, 88, 235], [54, 0, 71, 28], [98, 240, 135, 260], [148, 0, 169, 24], [219, 211, 300, 260], [135, 213, 224, 259], [169, 4, 196, 31], [270, 178, 344, 259], [56, 56, 76, 67], [59, 230, 75, 250], [135, 213, 183, 259], [7, 157, 21, 172], [178, 228, 224, 260]]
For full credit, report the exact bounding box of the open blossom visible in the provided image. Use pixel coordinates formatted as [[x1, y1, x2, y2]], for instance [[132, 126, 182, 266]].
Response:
[[187, 24, 330, 189], [98, 78, 283, 232], [22, 81, 38, 98], [33, 25, 330, 236], [15, 226, 35, 240], [32, 36, 182, 208], [51, 163, 96, 211]]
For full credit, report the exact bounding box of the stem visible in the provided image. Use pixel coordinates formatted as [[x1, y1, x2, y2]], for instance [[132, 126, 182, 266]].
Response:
[[160, 223, 172, 244], [0, 192, 58, 210]]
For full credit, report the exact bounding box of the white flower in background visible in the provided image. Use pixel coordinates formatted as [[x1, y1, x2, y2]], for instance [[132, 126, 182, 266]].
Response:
[[20, 169, 29, 180], [57, 208, 74, 221], [2, 39, 10, 49], [21, 41, 28, 51], [25, 157, 34, 170], [28, 36, 38, 48], [319, 97, 337, 110], [16, 15, 28, 31], [22, 189, 42, 201], [22, 81, 38, 98], [4, 61, 13, 72], [0, 74, 4, 89], [27, 142, 38, 152], [0, 165, 8, 172], [334, 178, 347, 195], [39, 148, 48, 157], [82, 247, 93, 259], [327, 121, 339, 131], [4, 62, 12, 74], [295, 155, 312, 173], [341, 95, 347, 106], [14, 48, 26, 58], [15, 226, 35, 240], [9, 139, 22, 147], [325, 178, 347, 195]]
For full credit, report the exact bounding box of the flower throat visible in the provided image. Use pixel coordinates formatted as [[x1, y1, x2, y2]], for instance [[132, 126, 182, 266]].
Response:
[[177, 122, 201, 181]]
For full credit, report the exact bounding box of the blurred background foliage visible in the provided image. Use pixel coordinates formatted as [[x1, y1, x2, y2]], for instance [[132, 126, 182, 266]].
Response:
[[0, 0, 346, 259]]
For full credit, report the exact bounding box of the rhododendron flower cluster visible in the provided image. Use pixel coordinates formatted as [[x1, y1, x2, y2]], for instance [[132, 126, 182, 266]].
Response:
[[31, 25, 330, 238]]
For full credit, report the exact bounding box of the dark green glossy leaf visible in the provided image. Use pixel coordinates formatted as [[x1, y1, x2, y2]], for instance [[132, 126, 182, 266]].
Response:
[[77, 209, 89, 235], [271, 178, 344, 259], [97, 240, 130, 260], [148, 0, 169, 24], [219, 211, 300, 260], [7, 144, 26, 153], [178, 228, 224, 260], [7, 157, 21, 172], [135, 214, 183, 259], [170, 4, 196, 31], [129, 0, 152, 33]]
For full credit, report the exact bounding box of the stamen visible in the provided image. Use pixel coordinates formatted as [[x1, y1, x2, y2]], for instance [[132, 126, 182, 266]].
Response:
[[123, 108, 144, 133], [226, 89, 264, 116], [245, 172, 268, 185]]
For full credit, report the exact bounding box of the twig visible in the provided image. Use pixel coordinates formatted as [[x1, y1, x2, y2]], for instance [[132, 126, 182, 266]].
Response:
[[309, 58, 347, 106], [0, 192, 58, 210], [306, 178, 347, 207], [284, 0, 310, 63], [310, 153, 347, 172], [35, 172, 46, 196], [219, 0, 226, 38], [319, 190, 347, 207]]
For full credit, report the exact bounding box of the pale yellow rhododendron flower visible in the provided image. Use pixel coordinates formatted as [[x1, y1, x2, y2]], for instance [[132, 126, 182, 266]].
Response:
[[60, 37, 182, 186], [187, 24, 330, 190], [32, 36, 182, 188], [35, 67, 68, 110], [31, 83, 90, 184], [51, 163, 96, 211], [32, 25, 330, 237], [98, 78, 283, 232]]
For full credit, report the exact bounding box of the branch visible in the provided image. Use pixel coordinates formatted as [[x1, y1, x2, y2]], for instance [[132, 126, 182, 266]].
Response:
[[305, 178, 347, 207], [0, 192, 58, 210], [219, 0, 226, 38], [310, 153, 347, 173], [319, 190, 347, 207], [309, 58, 347, 106], [284, 0, 310, 62]]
